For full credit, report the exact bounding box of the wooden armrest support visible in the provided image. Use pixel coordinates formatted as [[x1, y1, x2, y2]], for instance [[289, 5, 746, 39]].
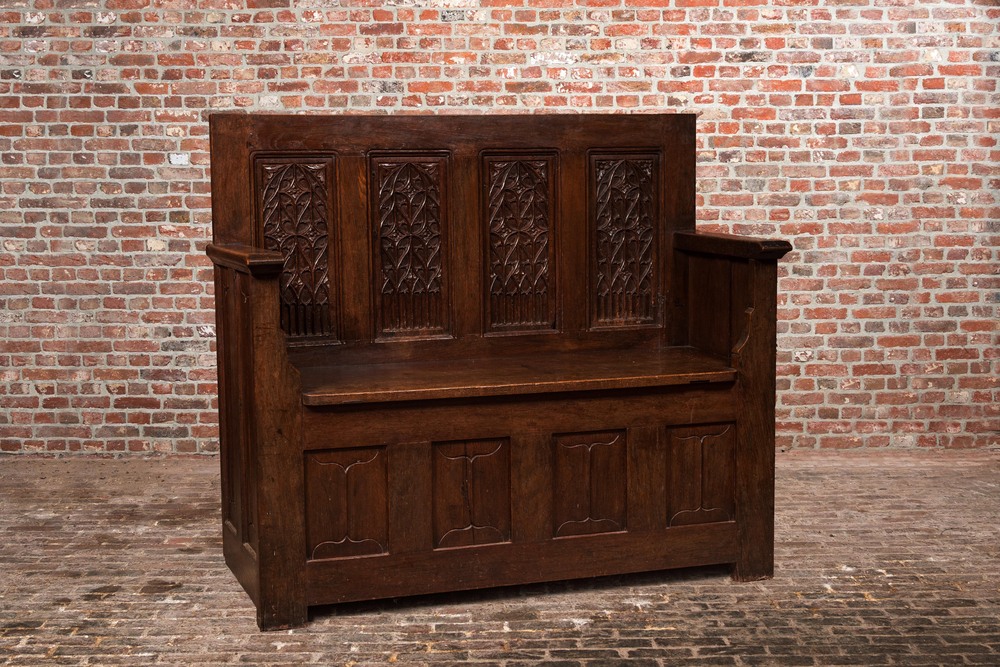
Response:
[[674, 231, 792, 261], [207, 243, 284, 277]]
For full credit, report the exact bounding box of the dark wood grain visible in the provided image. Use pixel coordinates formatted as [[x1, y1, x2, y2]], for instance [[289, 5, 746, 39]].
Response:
[[207, 112, 789, 630], [302, 386, 737, 451], [305, 523, 738, 606], [206, 244, 283, 277], [732, 259, 780, 581], [300, 346, 735, 406], [674, 231, 793, 260]]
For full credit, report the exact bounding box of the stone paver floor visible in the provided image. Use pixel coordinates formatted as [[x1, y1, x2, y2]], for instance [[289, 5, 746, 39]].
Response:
[[1, 451, 998, 666]]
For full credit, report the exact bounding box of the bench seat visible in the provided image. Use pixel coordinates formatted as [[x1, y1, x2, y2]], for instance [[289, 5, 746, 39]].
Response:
[[208, 112, 791, 630], [299, 347, 735, 406]]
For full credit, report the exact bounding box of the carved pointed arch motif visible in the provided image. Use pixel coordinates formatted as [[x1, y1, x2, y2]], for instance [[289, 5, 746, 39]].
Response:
[[374, 156, 448, 337], [257, 158, 334, 338], [485, 156, 556, 331], [592, 155, 658, 327]]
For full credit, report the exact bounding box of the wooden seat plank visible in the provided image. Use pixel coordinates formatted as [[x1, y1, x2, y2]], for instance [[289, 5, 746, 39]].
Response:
[[299, 347, 735, 406]]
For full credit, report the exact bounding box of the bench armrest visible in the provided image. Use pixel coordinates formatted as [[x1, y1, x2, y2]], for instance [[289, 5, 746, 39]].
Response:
[[675, 230, 788, 366], [207, 243, 284, 278], [674, 231, 792, 261]]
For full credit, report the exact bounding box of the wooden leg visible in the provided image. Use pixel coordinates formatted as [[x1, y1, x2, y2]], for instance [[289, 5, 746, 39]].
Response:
[[731, 258, 777, 583], [731, 407, 775, 583], [730, 432, 775, 583], [255, 595, 308, 631], [731, 498, 774, 582]]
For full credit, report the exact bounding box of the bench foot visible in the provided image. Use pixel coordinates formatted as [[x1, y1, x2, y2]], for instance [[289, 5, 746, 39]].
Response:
[[256, 603, 308, 632], [731, 559, 774, 583]]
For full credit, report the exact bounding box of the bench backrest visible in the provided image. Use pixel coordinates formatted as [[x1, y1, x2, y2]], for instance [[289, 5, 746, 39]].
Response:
[[209, 113, 695, 362]]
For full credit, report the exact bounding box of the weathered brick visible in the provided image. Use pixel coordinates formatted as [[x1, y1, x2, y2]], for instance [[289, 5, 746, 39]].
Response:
[[1, 453, 997, 661], [0, 0, 995, 453]]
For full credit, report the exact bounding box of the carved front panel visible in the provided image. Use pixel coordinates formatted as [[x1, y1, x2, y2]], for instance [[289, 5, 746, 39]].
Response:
[[256, 158, 335, 338], [553, 430, 627, 537], [305, 448, 388, 560], [667, 424, 735, 527], [373, 156, 448, 337], [432, 438, 511, 549], [484, 156, 555, 331], [591, 155, 658, 327]]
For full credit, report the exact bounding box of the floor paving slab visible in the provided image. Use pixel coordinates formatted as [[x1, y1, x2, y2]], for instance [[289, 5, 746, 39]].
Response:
[[1, 451, 997, 666]]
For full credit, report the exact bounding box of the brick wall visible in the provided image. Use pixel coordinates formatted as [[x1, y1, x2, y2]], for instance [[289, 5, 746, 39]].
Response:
[[0, 0, 997, 454]]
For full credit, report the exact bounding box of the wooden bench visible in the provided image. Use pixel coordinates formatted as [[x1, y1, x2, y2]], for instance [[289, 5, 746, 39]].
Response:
[[206, 113, 792, 630]]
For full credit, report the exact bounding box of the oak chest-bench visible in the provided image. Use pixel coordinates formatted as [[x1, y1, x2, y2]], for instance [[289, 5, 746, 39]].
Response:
[[206, 112, 791, 630]]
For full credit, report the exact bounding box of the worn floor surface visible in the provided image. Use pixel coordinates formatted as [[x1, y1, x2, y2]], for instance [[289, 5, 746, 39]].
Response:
[[1, 451, 998, 666]]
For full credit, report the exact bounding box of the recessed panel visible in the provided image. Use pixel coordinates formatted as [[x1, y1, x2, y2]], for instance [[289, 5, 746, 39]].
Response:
[[590, 153, 659, 327], [218, 268, 257, 551], [256, 156, 336, 338], [372, 155, 449, 337], [305, 447, 388, 560], [553, 430, 627, 537], [432, 438, 511, 549], [483, 155, 557, 332], [667, 424, 735, 527]]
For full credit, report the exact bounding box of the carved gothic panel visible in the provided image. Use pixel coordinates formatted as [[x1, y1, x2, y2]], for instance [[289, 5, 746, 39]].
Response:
[[591, 155, 658, 327], [373, 156, 448, 336], [256, 158, 335, 338], [553, 430, 627, 538], [484, 156, 555, 331], [432, 438, 511, 549], [667, 424, 735, 527], [305, 448, 388, 560]]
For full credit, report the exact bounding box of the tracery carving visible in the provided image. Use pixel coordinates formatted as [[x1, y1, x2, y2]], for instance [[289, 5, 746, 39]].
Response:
[[258, 160, 333, 337], [593, 157, 657, 325], [486, 158, 553, 330], [375, 158, 446, 335]]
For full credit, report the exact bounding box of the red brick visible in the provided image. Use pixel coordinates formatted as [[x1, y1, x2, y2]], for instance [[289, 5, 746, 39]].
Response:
[[0, 2, 993, 454]]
